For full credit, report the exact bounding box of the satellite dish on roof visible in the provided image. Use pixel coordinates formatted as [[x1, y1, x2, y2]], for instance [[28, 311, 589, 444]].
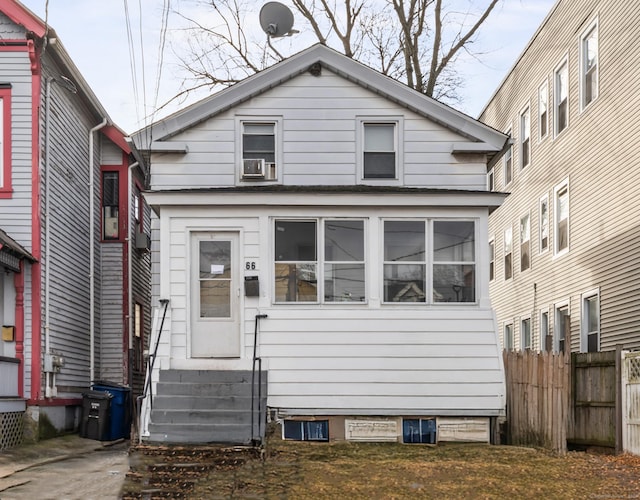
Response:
[[259, 2, 296, 37]]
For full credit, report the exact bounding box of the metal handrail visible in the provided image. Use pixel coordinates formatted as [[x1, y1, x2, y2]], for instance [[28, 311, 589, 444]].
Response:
[[136, 299, 169, 443], [251, 313, 268, 445]]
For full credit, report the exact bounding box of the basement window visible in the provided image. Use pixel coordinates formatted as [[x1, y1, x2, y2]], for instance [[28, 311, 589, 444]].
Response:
[[402, 418, 436, 444], [283, 420, 329, 441]]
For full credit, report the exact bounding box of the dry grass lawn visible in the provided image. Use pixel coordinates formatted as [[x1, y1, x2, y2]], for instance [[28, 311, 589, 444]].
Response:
[[189, 439, 640, 499]]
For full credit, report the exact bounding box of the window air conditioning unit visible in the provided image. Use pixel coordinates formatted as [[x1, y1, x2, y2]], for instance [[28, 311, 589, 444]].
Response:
[[135, 232, 151, 251], [243, 158, 265, 179]]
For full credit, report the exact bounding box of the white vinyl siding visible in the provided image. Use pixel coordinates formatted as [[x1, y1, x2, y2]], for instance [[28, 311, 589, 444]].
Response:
[[150, 72, 488, 191]]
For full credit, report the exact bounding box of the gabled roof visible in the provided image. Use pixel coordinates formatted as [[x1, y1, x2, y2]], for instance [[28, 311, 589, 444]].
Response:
[[134, 44, 507, 156]]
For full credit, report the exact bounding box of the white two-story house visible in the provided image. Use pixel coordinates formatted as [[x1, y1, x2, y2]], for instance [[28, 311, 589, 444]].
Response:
[[134, 43, 509, 445]]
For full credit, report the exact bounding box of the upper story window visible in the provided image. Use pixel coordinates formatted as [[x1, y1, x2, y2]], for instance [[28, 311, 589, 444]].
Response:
[[240, 120, 278, 181], [581, 289, 600, 353], [521, 317, 532, 350], [539, 194, 549, 253], [504, 130, 513, 186], [487, 168, 494, 191], [363, 123, 396, 179], [274, 219, 365, 303], [102, 171, 119, 240], [581, 21, 599, 109], [520, 213, 530, 272], [554, 59, 569, 136], [504, 226, 513, 280], [520, 107, 530, 168], [504, 323, 514, 350], [554, 180, 569, 255], [0, 85, 12, 198], [489, 239, 495, 282], [538, 81, 548, 140]]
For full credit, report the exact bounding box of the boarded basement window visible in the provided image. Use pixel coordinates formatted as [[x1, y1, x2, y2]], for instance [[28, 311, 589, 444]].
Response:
[[402, 418, 436, 444], [283, 420, 329, 441]]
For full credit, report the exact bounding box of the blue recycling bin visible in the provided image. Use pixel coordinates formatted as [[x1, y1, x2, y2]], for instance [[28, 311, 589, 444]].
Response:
[[91, 381, 131, 440]]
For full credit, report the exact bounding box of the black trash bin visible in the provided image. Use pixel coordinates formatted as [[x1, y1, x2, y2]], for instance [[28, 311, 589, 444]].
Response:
[[79, 390, 112, 441], [91, 381, 132, 440]]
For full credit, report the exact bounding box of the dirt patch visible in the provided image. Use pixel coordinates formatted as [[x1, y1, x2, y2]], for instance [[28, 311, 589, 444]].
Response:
[[123, 439, 640, 499]]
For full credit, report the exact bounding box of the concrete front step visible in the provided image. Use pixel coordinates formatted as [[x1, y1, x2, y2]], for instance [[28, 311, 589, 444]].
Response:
[[151, 409, 256, 425], [152, 394, 264, 411], [147, 423, 258, 445], [155, 381, 266, 397], [159, 369, 267, 384]]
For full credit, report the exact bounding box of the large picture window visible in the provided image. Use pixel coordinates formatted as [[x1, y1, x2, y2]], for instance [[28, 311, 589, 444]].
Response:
[[383, 219, 476, 304], [275, 219, 365, 303], [433, 221, 475, 303], [383, 221, 425, 302]]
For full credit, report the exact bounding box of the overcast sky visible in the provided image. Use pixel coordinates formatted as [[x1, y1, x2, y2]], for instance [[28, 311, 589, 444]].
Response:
[[19, 0, 556, 134]]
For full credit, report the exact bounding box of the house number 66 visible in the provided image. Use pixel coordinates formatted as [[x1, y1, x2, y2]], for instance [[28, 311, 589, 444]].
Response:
[[245, 261, 257, 270]]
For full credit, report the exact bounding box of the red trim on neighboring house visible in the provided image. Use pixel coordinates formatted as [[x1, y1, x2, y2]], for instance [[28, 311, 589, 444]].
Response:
[[29, 38, 43, 402], [100, 163, 128, 243], [14, 261, 25, 397], [102, 125, 131, 155], [0, 86, 12, 198], [0, 1, 47, 38]]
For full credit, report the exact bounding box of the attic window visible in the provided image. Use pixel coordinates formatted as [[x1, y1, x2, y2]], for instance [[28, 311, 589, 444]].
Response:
[[363, 123, 396, 179], [241, 122, 277, 180]]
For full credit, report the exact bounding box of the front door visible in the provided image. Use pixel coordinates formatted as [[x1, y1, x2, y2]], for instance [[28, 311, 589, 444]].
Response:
[[190, 232, 240, 357]]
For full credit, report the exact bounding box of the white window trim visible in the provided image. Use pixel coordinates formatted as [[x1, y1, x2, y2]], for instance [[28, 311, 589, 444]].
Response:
[[520, 316, 532, 350], [539, 308, 549, 352], [503, 129, 513, 187], [553, 300, 570, 353], [487, 167, 494, 191], [539, 193, 549, 254], [553, 56, 569, 138], [538, 80, 549, 142], [580, 288, 600, 353], [235, 115, 283, 184], [553, 179, 570, 257], [580, 17, 599, 112], [519, 104, 531, 169], [357, 116, 404, 185]]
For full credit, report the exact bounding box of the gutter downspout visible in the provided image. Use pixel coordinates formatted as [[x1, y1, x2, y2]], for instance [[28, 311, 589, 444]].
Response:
[[89, 118, 107, 384], [44, 77, 53, 398], [127, 161, 139, 383]]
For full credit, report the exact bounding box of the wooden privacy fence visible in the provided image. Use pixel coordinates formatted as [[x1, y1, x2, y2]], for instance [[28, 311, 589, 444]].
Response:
[[503, 350, 570, 453], [503, 349, 625, 454]]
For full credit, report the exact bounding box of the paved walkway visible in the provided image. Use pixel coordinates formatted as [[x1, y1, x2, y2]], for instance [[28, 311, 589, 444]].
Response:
[[0, 435, 129, 499]]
